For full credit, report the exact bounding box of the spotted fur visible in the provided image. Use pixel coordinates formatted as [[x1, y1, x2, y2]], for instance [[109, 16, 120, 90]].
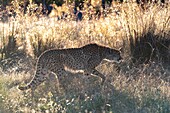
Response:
[[18, 43, 122, 91]]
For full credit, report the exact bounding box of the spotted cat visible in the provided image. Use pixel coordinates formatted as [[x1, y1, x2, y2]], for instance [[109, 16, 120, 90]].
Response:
[[18, 43, 122, 91]]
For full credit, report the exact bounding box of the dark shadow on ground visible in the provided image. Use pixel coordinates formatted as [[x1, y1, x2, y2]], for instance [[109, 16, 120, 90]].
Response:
[[30, 72, 139, 113], [129, 29, 170, 66]]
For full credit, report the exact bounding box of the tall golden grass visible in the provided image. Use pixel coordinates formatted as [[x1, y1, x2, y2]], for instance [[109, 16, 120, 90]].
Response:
[[0, 2, 169, 112]]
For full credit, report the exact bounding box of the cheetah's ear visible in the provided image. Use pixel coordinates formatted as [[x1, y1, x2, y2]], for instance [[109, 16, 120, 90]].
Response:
[[118, 47, 123, 52], [118, 47, 123, 53]]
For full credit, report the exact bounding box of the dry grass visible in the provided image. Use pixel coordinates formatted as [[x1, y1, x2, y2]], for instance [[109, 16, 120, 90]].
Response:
[[0, 2, 170, 113]]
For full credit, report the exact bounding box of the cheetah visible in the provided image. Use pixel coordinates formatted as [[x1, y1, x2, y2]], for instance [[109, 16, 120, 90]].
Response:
[[18, 43, 122, 91]]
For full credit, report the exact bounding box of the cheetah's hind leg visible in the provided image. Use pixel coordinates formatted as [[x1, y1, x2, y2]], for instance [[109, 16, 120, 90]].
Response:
[[45, 72, 60, 97]]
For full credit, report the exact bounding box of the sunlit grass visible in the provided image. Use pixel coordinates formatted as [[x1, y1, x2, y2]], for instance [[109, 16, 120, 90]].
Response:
[[0, 2, 170, 113]]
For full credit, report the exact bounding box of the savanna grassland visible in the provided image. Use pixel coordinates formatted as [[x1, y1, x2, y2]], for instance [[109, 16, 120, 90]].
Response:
[[0, 1, 170, 113]]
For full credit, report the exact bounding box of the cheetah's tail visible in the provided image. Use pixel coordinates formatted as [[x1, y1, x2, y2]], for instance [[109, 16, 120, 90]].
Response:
[[18, 85, 31, 90], [18, 84, 32, 90]]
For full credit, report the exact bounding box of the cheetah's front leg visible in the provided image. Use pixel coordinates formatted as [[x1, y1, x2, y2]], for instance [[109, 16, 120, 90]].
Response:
[[85, 69, 106, 85]]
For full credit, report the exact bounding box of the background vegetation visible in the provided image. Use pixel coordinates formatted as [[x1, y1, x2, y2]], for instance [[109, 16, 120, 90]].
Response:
[[0, 0, 170, 112]]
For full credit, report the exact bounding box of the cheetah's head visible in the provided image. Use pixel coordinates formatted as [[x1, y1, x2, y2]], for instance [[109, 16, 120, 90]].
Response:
[[103, 48, 122, 63]]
